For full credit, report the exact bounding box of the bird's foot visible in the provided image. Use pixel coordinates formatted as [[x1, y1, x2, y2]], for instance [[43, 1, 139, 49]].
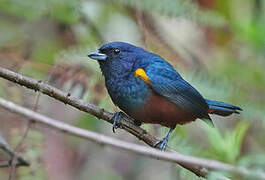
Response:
[[153, 137, 169, 151], [110, 112, 123, 133]]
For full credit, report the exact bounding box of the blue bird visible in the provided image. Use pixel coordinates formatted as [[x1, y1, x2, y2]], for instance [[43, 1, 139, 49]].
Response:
[[88, 42, 242, 150]]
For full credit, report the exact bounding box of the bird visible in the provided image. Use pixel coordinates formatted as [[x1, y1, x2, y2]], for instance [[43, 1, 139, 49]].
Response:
[[87, 41, 242, 151]]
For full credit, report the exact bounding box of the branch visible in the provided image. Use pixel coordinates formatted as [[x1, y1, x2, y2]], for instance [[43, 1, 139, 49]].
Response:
[[0, 66, 264, 179], [0, 135, 29, 168], [1, 98, 264, 180]]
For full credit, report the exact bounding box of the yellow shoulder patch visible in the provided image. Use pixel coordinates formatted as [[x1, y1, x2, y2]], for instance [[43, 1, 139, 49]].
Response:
[[134, 68, 150, 84]]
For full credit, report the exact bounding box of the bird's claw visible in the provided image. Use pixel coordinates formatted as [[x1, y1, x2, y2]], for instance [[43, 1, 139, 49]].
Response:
[[111, 112, 123, 133], [153, 137, 169, 151]]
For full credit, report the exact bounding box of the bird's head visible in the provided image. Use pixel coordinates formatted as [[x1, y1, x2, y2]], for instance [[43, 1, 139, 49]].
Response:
[[88, 42, 147, 77]]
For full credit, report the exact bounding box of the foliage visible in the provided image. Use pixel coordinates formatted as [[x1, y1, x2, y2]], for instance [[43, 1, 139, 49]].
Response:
[[204, 121, 249, 163]]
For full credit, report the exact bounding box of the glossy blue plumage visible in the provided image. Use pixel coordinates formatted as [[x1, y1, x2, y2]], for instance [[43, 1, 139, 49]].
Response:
[[97, 42, 213, 122], [88, 41, 242, 150]]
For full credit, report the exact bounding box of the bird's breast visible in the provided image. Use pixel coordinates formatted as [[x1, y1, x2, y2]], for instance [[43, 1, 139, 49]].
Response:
[[105, 75, 151, 113]]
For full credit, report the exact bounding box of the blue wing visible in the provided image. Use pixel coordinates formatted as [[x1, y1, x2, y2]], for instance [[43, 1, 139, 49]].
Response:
[[144, 55, 211, 121]]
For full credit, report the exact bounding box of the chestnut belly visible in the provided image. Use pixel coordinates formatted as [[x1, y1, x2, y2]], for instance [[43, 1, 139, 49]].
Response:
[[130, 92, 197, 128]]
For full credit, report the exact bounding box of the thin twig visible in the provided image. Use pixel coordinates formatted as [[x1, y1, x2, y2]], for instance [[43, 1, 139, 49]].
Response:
[[0, 66, 264, 179], [8, 157, 17, 180], [0, 137, 30, 168], [0, 98, 264, 180], [14, 61, 60, 151]]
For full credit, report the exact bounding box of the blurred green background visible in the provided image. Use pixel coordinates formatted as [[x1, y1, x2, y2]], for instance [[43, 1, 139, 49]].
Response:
[[0, 0, 264, 179]]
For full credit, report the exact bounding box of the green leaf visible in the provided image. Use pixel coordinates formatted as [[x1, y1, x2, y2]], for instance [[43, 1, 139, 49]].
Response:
[[204, 121, 249, 163]]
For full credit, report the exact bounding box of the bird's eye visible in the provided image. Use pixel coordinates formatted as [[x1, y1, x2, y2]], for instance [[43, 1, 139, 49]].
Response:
[[113, 48, 120, 54]]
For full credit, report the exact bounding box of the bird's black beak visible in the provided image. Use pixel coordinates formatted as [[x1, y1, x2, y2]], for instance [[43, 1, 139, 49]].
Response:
[[87, 50, 107, 61]]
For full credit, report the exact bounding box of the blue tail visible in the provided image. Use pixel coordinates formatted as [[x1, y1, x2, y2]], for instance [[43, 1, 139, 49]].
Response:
[[206, 99, 242, 116]]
